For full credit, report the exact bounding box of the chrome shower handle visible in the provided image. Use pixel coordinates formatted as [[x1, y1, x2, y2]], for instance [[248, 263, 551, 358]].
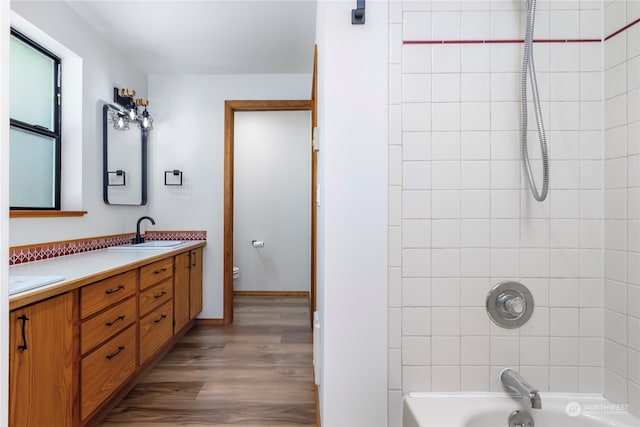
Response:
[[498, 291, 526, 317]]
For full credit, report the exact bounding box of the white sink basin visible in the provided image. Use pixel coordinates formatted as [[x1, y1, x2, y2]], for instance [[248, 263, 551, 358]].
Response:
[[108, 240, 185, 250], [9, 275, 66, 295]]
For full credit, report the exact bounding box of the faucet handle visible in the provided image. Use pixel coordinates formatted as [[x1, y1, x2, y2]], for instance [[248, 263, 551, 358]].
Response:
[[487, 281, 535, 329], [497, 291, 527, 319], [504, 295, 525, 316]]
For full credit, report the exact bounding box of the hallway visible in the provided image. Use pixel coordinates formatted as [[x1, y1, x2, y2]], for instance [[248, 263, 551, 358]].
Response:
[[100, 296, 316, 426]]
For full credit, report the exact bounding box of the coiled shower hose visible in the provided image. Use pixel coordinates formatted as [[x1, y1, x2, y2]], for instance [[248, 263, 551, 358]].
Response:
[[521, 0, 549, 202]]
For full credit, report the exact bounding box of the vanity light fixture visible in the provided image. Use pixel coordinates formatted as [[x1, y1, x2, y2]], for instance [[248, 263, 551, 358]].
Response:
[[110, 87, 154, 131]]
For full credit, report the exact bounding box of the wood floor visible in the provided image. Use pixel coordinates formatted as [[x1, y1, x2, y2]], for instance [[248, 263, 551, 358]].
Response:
[[99, 296, 316, 427]]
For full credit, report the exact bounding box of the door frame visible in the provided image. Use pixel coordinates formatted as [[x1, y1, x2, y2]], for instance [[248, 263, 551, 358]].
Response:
[[223, 100, 314, 324]]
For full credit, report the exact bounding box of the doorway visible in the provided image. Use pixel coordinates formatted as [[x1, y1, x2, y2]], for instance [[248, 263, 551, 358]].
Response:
[[233, 110, 311, 294], [223, 100, 314, 324]]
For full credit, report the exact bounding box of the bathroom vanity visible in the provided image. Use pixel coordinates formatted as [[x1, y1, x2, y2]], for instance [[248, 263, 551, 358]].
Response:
[[8, 241, 205, 426]]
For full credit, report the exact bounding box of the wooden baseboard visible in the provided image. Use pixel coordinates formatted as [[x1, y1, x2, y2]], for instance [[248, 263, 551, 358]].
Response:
[[233, 290, 310, 297], [195, 318, 225, 326]]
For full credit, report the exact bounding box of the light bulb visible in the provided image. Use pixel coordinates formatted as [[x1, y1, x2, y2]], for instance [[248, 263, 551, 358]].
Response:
[[114, 114, 129, 130], [138, 109, 153, 130]]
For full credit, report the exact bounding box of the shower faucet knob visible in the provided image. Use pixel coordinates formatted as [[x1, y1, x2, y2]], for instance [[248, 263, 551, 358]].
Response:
[[504, 295, 525, 316], [498, 291, 526, 318], [486, 281, 535, 329]]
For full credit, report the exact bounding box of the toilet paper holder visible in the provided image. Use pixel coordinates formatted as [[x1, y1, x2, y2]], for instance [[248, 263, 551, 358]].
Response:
[[251, 240, 264, 248]]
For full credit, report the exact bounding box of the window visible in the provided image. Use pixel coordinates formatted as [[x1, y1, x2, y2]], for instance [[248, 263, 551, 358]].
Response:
[[9, 28, 61, 210]]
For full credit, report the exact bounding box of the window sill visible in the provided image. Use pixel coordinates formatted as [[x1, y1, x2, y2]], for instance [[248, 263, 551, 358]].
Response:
[[10, 210, 88, 218]]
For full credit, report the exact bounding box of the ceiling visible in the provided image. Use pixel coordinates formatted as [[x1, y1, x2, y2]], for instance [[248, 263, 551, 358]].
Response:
[[65, 0, 317, 75]]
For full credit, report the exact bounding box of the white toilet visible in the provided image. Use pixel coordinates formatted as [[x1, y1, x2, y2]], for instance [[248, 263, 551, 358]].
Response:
[[233, 266, 239, 281]]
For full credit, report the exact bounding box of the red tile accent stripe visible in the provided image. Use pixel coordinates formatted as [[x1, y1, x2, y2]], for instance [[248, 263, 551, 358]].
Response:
[[403, 38, 600, 45], [605, 17, 640, 41], [403, 17, 640, 45], [9, 230, 207, 266]]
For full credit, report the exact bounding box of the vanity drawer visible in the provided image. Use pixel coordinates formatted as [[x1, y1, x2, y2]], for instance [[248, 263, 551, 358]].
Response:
[[139, 301, 173, 365], [80, 270, 137, 319], [139, 279, 173, 318], [81, 296, 136, 355], [81, 325, 136, 420], [140, 258, 174, 290]]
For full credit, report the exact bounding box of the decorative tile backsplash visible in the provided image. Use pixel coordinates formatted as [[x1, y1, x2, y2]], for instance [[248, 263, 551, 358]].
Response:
[[145, 230, 207, 241], [9, 230, 207, 265]]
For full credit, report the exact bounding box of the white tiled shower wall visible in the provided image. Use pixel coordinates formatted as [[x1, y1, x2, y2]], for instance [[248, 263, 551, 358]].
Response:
[[603, 0, 640, 416], [387, 0, 638, 424]]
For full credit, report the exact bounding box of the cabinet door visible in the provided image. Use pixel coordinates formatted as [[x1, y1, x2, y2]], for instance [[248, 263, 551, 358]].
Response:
[[173, 251, 191, 333], [9, 293, 74, 427], [189, 248, 203, 319]]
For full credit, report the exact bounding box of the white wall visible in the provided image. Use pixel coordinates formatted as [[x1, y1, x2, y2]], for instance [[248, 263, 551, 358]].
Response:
[[0, 0, 10, 424], [233, 111, 311, 292], [147, 74, 311, 318], [315, 0, 388, 425], [9, 1, 149, 246]]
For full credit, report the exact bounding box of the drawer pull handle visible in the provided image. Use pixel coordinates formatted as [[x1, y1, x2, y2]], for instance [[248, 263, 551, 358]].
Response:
[[17, 314, 29, 353], [153, 291, 167, 299], [105, 315, 126, 327], [105, 285, 125, 295], [153, 314, 168, 324], [106, 346, 125, 360], [154, 268, 167, 274]]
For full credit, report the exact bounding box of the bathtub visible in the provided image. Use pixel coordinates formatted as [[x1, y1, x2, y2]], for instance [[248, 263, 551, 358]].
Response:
[[403, 392, 639, 427]]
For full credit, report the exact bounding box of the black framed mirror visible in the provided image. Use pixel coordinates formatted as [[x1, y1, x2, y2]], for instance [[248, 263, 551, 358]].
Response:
[[102, 103, 148, 205]]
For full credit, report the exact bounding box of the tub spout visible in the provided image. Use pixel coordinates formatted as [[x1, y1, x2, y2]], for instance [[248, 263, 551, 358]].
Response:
[[501, 368, 542, 409]]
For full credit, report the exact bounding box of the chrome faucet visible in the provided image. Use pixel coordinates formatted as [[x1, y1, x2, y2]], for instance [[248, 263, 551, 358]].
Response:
[[501, 368, 542, 409], [133, 216, 155, 244]]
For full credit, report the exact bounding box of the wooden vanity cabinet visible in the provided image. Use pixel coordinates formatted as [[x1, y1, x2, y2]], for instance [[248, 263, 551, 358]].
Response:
[[9, 292, 74, 427], [9, 242, 205, 427]]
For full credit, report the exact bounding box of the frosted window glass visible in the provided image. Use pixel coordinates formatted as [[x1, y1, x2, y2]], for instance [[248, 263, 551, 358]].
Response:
[[9, 128, 56, 208], [10, 35, 55, 130]]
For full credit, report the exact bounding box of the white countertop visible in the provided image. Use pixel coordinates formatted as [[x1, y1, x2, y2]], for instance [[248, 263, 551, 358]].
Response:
[[9, 240, 205, 310]]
